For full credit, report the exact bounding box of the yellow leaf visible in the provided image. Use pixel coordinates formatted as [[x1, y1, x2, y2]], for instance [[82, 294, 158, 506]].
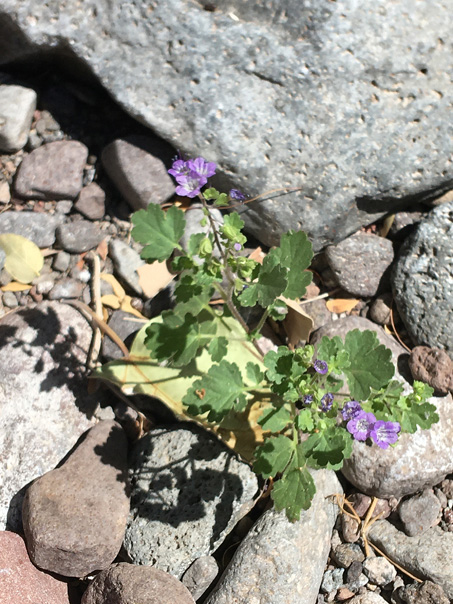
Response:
[[326, 298, 360, 314], [120, 295, 148, 319], [137, 261, 174, 299], [101, 294, 121, 309], [282, 296, 314, 346], [1, 281, 31, 292], [0, 234, 43, 284], [100, 273, 126, 300]]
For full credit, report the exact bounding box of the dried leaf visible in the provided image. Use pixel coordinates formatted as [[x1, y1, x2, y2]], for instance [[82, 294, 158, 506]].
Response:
[[0, 233, 44, 283], [248, 246, 266, 264], [96, 239, 108, 261], [137, 261, 174, 298], [326, 298, 360, 314], [1, 281, 31, 292], [120, 295, 147, 319], [282, 296, 314, 346], [101, 294, 121, 309], [100, 273, 126, 299]]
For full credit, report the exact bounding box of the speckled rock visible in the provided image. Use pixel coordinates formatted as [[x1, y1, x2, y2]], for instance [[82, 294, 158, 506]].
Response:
[[108, 239, 144, 296], [0, 210, 62, 247], [74, 182, 106, 220], [311, 316, 453, 499], [368, 520, 453, 599], [362, 556, 396, 586], [398, 489, 441, 537], [0, 531, 70, 604], [0, 84, 36, 152], [325, 232, 394, 297], [396, 580, 450, 604], [56, 221, 103, 253], [0, 301, 97, 531], [14, 140, 88, 200], [348, 592, 388, 604], [205, 470, 341, 604], [392, 202, 453, 355], [409, 346, 453, 394], [181, 556, 219, 601], [81, 563, 195, 604], [23, 421, 130, 577], [124, 424, 258, 578]]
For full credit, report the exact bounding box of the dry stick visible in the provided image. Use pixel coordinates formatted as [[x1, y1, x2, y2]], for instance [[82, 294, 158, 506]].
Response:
[[389, 298, 412, 353], [85, 252, 103, 369]]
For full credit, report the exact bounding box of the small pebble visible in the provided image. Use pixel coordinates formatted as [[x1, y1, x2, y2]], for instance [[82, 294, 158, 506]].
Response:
[[346, 560, 364, 584], [2, 291, 18, 308], [333, 543, 365, 568], [321, 568, 345, 593], [362, 557, 396, 587], [53, 251, 71, 272], [48, 278, 84, 300]]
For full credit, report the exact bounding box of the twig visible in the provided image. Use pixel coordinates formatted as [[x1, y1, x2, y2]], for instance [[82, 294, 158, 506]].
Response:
[[85, 252, 103, 369], [390, 298, 411, 353]]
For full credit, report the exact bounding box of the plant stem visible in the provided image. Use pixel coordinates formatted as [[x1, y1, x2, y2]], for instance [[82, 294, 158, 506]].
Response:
[[254, 308, 270, 336]]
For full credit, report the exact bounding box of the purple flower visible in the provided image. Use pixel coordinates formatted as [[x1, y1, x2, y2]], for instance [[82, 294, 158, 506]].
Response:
[[303, 394, 314, 405], [313, 359, 328, 375], [168, 159, 189, 179], [341, 400, 362, 422], [320, 392, 334, 412], [347, 410, 376, 441], [234, 242, 242, 251], [175, 171, 208, 198], [187, 157, 217, 179], [229, 188, 246, 201], [370, 420, 401, 450]]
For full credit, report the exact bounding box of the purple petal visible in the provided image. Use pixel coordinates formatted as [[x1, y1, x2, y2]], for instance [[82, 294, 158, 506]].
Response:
[[168, 159, 188, 177], [341, 400, 362, 422], [347, 411, 376, 441], [313, 359, 328, 375], [320, 392, 334, 412], [187, 157, 217, 178], [229, 188, 246, 201], [370, 420, 401, 449]]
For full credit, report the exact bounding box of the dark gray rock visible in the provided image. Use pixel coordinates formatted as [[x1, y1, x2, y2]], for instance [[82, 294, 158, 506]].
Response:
[[108, 239, 144, 295], [0, 302, 97, 531], [74, 182, 106, 220], [205, 470, 341, 604], [101, 309, 139, 361], [392, 202, 453, 355], [14, 140, 88, 200], [396, 580, 450, 604], [1, 2, 453, 250], [398, 489, 441, 537], [325, 232, 394, 297], [181, 556, 219, 601], [368, 520, 453, 599], [23, 421, 130, 577], [57, 221, 103, 252], [0, 211, 62, 247], [311, 316, 453, 499], [124, 425, 258, 578], [81, 563, 196, 604], [0, 84, 36, 152], [332, 543, 364, 568], [101, 136, 174, 211], [53, 251, 71, 272], [368, 293, 392, 326]]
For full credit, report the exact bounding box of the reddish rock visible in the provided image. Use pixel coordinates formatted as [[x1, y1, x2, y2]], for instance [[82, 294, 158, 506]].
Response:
[[15, 140, 88, 200], [0, 531, 70, 603], [81, 563, 196, 604], [409, 346, 453, 394], [74, 183, 106, 220], [23, 421, 129, 577]]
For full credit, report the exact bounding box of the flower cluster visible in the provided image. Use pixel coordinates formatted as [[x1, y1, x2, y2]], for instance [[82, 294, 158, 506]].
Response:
[[168, 156, 216, 198], [342, 401, 401, 449]]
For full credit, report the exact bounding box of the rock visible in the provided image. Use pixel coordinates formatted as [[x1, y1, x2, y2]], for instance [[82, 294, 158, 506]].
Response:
[[0, 246, 5, 271], [205, 470, 341, 604], [388, 207, 426, 240], [362, 557, 396, 587], [2, 290, 18, 308], [0, 301, 97, 531], [346, 561, 364, 584], [108, 239, 144, 295], [0, 84, 36, 152], [81, 563, 195, 604], [14, 140, 88, 200], [55, 199, 74, 214], [368, 293, 392, 326], [398, 489, 441, 537], [337, 587, 356, 601], [0, 531, 70, 604], [101, 136, 174, 210], [23, 421, 129, 577], [0, 210, 62, 247], [368, 520, 453, 599], [0, 179, 11, 203], [125, 424, 258, 578], [311, 316, 453, 499], [332, 543, 365, 568], [53, 250, 71, 272], [101, 309, 139, 361], [74, 182, 106, 220], [4, 3, 453, 250], [56, 220, 103, 252], [180, 203, 224, 260], [181, 556, 219, 601], [341, 513, 360, 543], [396, 580, 450, 604], [392, 202, 453, 355], [321, 568, 345, 593], [348, 593, 388, 604], [409, 346, 453, 394], [48, 278, 84, 300], [325, 232, 394, 297]]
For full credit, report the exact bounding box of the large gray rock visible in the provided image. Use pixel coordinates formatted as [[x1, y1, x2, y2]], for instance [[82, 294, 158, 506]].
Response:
[[1, 2, 453, 250], [311, 316, 453, 499], [124, 425, 258, 578], [0, 84, 36, 152], [205, 470, 341, 604], [0, 302, 97, 531], [0, 211, 62, 247], [392, 201, 453, 356]]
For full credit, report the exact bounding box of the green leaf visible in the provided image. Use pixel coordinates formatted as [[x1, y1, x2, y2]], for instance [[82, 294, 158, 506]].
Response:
[[188, 232, 206, 257], [183, 360, 248, 422], [399, 402, 439, 433], [253, 434, 295, 478], [258, 406, 292, 432], [203, 187, 219, 201], [214, 193, 229, 206], [343, 330, 394, 400], [300, 427, 353, 470], [145, 310, 216, 365], [174, 272, 215, 316], [208, 336, 228, 362], [264, 347, 294, 385], [132, 204, 185, 262], [246, 362, 265, 385], [239, 253, 287, 308], [271, 466, 316, 522], [296, 408, 314, 432], [268, 300, 288, 321], [278, 231, 313, 299]]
